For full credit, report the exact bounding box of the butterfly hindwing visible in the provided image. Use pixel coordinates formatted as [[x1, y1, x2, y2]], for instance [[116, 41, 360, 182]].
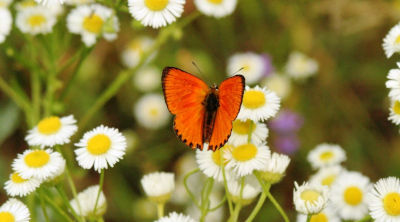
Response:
[[209, 75, 245, 151], [162, 67, 209, 149]]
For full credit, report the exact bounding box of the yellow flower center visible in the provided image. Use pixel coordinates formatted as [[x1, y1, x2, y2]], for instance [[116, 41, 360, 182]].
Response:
[[149, 108, 159, 117], [396, 35, 400, 44], [319, 151, 334, 162], [28, 15, 46, 27], [242, 90, 266, 109], [310, 213, 328, 222], [344, 186, 363, 206], [300, 189, 320, 204], [10, 172, 28, 183], [232, 144, 258, 161], [212, 148, 229, 166], [393, 101, 400, 115], [24, 150, 50, 168], [232, 119, 255, 135], [87, 134, 111, 155], [83, 14, 104, 34], [321, 175, 336, 186], [0, 212, 15, 222], [37, 116, 62, 135], [145, 0, 169, 11], [383, 192, 400, 216]]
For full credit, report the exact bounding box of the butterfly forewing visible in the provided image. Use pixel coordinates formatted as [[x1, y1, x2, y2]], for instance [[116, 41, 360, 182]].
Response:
[[209, 75, 245, 151], [162, 67, 209, 149]]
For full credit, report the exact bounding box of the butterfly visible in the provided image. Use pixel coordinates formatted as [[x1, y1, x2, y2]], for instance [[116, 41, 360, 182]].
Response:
[[162, 67, 245, 151]]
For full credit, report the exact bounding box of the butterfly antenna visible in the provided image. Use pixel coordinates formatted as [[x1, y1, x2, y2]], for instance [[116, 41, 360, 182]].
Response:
[[232, 67, 244, 75], [192, 61, 204, 76]]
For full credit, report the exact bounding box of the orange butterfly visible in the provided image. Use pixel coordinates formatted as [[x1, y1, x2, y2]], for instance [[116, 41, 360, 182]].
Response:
[[162, 67, 245, 151]]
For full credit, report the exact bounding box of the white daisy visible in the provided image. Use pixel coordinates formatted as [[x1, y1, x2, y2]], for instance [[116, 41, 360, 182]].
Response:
[[25, 115, 78, 148], [261, 72, 292, 100], [386, 62, 400, 99], [16, 6, 57, 35], [132, 66, 161, 92], [293, 181, 329, 215], [309, 165, 344, 187], [194, 0, 237, 18], [155, 212, 196, 222], [227, 175, 262, 205], [12, 149, 65, 180], [285, 51, 318, 80], [227, 52, 265, 84], [307, 143, 346, 169], [383, 22, 400, 58], [15, 0, 63, 15], [389, 99, 400, 125], [141, 172, 175, 204], [228, 119, 268, 146], [70, 185, 107, 218], [225, 142, 270, 177], [4, 172, 41, 197], [128, 0, 185, 29], [0, 8, 12, 43], [67, 4, 119, 47], [195, 144, 233, 182], [133, 93, 170, 130], [367, 177, 400, 221], [121, 37, 156, 68], [330, 171, 371, 220], [75, 125, 127, 172], [236, 85, 281, 122], [296, 205, 340, 222], [0, 0, 12, 7], [259, 152, 290, 184], [0, 198, 30, 222]]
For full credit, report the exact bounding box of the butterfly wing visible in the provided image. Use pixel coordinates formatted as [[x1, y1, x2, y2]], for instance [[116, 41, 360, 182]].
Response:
[[162, 67, 209, 149], [209, 75, 245, 151]]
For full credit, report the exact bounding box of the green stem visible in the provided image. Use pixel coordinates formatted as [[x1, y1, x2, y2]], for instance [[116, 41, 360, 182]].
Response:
[[306, 214, 311, 222], [245, 183, 270, 222], [157, 203, 164, 218], [79, 12, 201, 130], [199, 177, 214, 222], [183, 168, 201, 208], [220, 151, 233, 214], [247, 121, 254, 143], [38, 189, 50, 222], [93, 169, 105, 215], [60, 47, 93, 100], [356, 215, 372, 222], [42, 191, 75, 222], [55, 147, 85, 222], [56, 184, 80, 221], [31, 69, 41, 123], [267, 191, 290, 222], [0, 75, 32, 115]]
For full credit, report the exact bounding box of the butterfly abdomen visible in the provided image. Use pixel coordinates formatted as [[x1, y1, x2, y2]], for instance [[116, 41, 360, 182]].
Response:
[[202, 88, 219, 149]]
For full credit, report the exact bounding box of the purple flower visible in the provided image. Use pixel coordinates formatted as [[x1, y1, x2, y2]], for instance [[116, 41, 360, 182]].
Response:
[[269, 109, 304, 134], [261, 53, 274, 77], [274, 135, 300, 155]]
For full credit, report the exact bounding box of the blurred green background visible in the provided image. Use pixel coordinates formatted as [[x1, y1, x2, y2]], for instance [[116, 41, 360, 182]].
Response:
[[1, 0, 400, 221]]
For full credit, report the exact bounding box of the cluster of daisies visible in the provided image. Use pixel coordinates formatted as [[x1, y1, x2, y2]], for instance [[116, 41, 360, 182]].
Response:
[[382, 23, 400, 127], [0, 114, 127, 221], [294, 143, 400, 222], [0, 0, 243, 48], [139, 84, 294, 221]]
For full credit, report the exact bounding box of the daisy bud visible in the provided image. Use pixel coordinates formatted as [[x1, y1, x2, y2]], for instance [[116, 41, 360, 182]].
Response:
[[141, 172, 175, 204], [307, 143, 346, 169], [70, 185, 107, 219], [227, 176, 261, 206], [259, 152, 290, 184]]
